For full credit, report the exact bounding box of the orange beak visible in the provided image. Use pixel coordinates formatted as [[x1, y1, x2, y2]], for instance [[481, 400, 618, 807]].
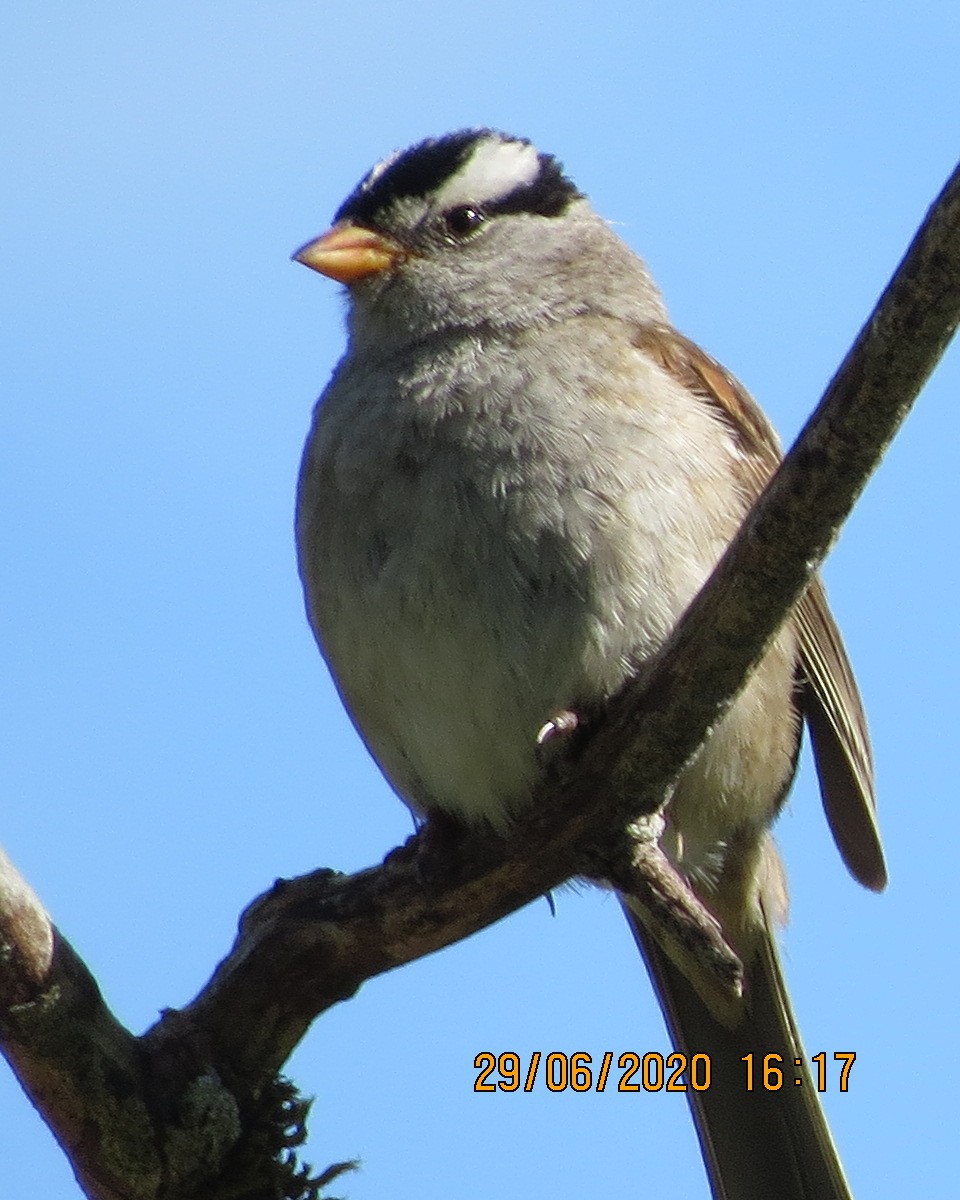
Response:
[[292, 221, 406, 284]]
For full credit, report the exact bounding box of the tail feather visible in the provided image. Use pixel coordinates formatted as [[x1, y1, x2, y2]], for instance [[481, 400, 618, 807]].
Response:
[[623, 904, 852, 1200]]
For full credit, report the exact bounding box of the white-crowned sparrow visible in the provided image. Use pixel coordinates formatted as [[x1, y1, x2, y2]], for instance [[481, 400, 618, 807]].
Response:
[[293, 129, 885, 1200]]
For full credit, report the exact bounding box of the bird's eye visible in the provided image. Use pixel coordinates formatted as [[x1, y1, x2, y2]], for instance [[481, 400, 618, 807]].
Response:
[[443, 205, 486, 238]]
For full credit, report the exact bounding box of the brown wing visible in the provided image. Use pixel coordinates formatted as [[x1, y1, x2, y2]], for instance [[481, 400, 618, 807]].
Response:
[[634, 323, 887, 892]]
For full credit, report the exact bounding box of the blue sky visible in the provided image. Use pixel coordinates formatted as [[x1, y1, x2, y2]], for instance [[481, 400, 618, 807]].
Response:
[[2, 4, 958, 1197]]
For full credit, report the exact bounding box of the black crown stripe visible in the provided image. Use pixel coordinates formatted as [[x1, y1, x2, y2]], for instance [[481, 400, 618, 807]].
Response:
[[335, 129, 582, 227]]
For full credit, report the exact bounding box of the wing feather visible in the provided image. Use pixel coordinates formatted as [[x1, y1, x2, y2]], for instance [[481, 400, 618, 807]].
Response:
[[634, 323, 886, 890]]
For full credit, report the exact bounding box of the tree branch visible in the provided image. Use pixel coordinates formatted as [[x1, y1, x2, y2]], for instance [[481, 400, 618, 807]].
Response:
[[3, 160, 959, 1198], [0, 851, 157, 1200]]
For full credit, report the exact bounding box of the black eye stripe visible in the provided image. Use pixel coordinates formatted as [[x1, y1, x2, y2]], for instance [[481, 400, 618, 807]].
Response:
[[335, 129, 582, 228], [484, 167, 581, 219]]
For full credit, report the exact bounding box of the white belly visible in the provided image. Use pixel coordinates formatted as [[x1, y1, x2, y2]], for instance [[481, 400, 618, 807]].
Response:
[[297, 324, 799, 873]]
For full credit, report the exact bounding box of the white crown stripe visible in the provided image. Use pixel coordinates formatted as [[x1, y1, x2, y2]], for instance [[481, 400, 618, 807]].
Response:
[[434, 139, 541, 209], [362, 149, 403, 192]]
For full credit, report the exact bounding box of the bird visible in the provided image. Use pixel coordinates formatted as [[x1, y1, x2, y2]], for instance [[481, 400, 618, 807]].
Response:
[[292, 128, 886, 1200]]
